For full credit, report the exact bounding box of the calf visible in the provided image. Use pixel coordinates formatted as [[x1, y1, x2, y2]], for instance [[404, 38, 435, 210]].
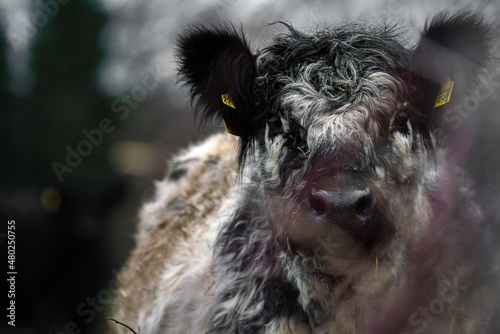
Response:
[[111, 12, 498, 333]]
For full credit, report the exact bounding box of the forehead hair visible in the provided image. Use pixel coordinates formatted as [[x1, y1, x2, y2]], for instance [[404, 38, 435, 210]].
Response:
[[254, 22, 412, 110]]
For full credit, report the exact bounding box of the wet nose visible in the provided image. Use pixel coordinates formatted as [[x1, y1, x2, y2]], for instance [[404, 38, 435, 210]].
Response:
[[308, 187, 375, 236], [281, 172, 394, 254]]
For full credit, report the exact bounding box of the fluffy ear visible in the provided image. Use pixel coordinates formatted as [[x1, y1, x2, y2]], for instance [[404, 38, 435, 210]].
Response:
[[176, 24, 257, 138], [408, 12, 491, 129]]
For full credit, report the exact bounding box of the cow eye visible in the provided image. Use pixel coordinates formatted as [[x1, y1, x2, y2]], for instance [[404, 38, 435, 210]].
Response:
[[394, 105, 411, 133], [394, 111, 409, 128], [268, 115, 284, 134]]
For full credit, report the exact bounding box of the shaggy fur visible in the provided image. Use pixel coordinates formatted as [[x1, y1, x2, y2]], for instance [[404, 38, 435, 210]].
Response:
[[111, 13, 498, 334]]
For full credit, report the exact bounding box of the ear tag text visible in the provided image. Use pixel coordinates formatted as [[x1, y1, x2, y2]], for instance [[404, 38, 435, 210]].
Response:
[[434, 77, 454, 108]]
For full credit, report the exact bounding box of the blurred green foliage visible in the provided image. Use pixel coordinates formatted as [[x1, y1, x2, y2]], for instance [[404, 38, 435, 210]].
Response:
[[0, 2, 133, 334], [0, 0, 113, 188]]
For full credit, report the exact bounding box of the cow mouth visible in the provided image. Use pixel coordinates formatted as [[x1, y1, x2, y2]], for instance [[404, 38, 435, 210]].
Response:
[[281, 205, 395, 259], [275, 202, 395, 286], [302, 247, 390, 303]]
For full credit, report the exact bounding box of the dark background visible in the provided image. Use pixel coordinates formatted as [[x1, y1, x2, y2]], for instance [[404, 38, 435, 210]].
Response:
[[0, 0, 498, 333]]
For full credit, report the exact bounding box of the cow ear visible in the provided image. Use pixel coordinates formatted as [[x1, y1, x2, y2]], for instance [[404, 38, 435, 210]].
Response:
[[408, 12, 491, 129], [176, 24, 257, 138]]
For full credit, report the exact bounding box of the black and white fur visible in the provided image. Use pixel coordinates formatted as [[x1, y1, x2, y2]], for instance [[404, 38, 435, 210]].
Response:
[[111, 13, 498, 334]]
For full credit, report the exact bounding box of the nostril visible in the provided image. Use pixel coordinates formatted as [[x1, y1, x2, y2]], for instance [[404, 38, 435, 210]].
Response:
[[309, 193, 327, 216], [355, 191, 374, 218], [308, 187, 374, 220]]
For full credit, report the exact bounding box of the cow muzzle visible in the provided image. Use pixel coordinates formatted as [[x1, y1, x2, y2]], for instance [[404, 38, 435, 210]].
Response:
[[282, 172, 395, 260]]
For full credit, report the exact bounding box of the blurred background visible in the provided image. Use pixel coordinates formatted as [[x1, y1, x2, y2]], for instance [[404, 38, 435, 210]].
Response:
[[0, 0, 498, 333]]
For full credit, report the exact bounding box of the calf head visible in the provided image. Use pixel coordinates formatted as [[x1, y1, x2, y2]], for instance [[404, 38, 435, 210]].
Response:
[[177, 13, 491, 328]]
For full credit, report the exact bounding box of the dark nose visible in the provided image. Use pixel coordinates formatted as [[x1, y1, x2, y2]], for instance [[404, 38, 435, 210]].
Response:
[[310, 186, 373, 216], [309, 187, 375, 235], [303, 169, 396, 249]]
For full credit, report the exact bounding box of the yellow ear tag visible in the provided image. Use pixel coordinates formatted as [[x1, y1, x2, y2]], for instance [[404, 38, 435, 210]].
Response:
[[222, 93, 236, 109], [433, 77, 454, 108], [221, 93, 239, 135], [223, 118, 239, 136]]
